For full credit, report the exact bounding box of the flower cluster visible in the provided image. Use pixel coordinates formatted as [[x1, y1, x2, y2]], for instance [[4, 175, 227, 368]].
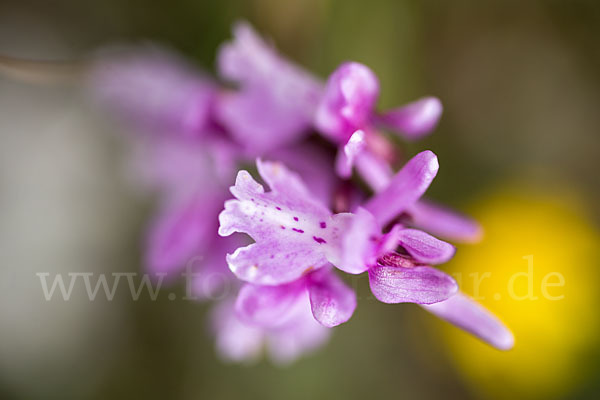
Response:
[[88, 22, 513, 363]]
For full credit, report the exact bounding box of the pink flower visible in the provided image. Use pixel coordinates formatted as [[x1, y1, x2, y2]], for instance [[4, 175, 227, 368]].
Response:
[[315, 62, 443, 179], [84, 20, 511, 358], [219, 155, 513, 349]]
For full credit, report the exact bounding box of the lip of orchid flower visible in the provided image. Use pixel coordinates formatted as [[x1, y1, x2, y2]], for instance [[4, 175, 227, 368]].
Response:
[[215, 21, 323, 155], [213, 159, 346, 283], [218, 159, 341, 285]]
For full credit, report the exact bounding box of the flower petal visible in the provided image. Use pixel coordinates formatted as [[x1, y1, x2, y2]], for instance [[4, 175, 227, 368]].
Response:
[[218, 169, 329, 238], [219, 162, 347, 284], [422, 292, 514, 350], [315, 62, 379, 143], [235, 281, 305, 327], [364, 150, 439, 227], [397, 228, 455, 264], [407, 200, 483, 243], [307, 269, 357, 327], [368, 264, 458, 304], [216, 22, 322, 154], [225, 241, 328, 285], [378, 96, 443, 140]]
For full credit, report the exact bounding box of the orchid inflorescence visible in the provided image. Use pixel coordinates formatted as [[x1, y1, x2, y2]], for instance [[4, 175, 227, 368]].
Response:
[[88, 22, 513, 363]]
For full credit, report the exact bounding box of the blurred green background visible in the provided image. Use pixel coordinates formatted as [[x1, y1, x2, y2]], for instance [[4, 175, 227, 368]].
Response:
[[0, 0, 599, 399]]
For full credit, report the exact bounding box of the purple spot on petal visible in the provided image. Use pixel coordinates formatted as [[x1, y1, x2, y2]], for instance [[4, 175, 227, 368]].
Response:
[[280, 225, 286, 229], [293, 217, 299, 221], [320, 221, 327, 229], [276, 207, 282, 211], [292, 228, 304, 233], [313, 236, 327, 244]]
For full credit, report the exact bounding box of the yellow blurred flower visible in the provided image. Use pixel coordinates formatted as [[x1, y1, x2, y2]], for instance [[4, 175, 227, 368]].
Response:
[[435, 184, 600, 399]]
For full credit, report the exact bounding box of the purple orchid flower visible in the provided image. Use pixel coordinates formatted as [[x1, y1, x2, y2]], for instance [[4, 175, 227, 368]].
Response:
[[215, 22, 323, 155], [314, 61, 442, 178], [219, 155, 513, 349], [83, 20, 510, 358], [315, 61, 443, 143], [219, 152, 454, 284]]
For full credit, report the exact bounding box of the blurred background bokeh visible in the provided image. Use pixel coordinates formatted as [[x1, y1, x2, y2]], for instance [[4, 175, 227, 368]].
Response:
[[1, 0, 599, 399]]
